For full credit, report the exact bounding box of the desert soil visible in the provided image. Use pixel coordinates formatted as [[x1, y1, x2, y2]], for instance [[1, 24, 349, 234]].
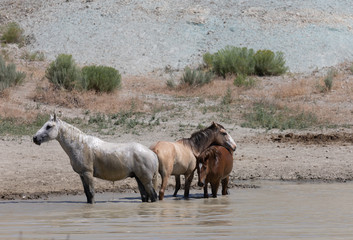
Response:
[[1, 0, 353, 200]]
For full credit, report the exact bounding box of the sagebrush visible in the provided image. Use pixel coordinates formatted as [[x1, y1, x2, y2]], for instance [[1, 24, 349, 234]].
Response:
[[0, 55, 26, 91], [212, 46, 255, 77], [45, 54, 82, 90], [82, 65, 121, 92], [254, 50, 288, 76], [180, 67, 213, 86], [234, 74, 257, 88], [323, 68, 336, 92], [203, 46, 288, 77], [1, 22, 24, 44]]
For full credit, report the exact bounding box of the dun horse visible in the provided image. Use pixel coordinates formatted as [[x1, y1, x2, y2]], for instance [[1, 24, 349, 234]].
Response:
[[197, 145, 234, 198], [33, 114, 158, 203], [150, 122, 236, 200]]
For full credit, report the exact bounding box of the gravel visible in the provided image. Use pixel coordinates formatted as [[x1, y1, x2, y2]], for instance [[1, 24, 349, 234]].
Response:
[[2, 0, 353, 75]]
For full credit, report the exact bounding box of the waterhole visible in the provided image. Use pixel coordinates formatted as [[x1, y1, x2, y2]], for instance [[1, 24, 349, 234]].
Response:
[[1, 181, 353, 240]]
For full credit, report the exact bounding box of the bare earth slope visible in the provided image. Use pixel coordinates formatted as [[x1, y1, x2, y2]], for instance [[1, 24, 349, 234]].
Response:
[[2, 0, 353, 74]]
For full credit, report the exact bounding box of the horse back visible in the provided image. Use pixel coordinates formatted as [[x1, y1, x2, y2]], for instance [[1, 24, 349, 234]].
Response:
[[93, 142, 158, 181], [150, 141, 195, 175]]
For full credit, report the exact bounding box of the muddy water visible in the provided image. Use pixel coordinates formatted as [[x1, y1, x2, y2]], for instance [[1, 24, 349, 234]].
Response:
[[1, 182, 353, 240]]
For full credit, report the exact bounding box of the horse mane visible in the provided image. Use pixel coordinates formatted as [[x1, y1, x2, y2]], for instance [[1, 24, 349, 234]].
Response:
[[58, 119, 88, 140], [180, 123, 225, 156], [59, 119, 83, 133], [198, 146, 220, 163]]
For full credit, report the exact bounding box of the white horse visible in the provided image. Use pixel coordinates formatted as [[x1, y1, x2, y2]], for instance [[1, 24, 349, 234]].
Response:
[[33, 114, 158, 203]]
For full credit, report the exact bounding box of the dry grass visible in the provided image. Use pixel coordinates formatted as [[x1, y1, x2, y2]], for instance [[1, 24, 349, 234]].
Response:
[[274, 78, 313, 99], [32, 84, 148, 114], [165, 76, 239, 98], [0, 103, 40, 122]]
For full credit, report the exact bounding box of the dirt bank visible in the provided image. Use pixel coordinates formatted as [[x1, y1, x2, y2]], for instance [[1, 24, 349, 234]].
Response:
[[1, 127, 353, 200]]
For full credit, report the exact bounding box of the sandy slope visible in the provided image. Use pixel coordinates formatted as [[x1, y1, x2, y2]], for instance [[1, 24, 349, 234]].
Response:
[[1, 126, 353, 200], [2, 0, 353, 74]]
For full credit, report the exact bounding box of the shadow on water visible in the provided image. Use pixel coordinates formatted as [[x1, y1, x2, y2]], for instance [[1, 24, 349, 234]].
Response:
[[0, 192, 207, 205]]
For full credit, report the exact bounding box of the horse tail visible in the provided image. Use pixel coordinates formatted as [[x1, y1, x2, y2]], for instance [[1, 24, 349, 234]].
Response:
[[152, 169, 158, 191], [151, 150, 159, 191]]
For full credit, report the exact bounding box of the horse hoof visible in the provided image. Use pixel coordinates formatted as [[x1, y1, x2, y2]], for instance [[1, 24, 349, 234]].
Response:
[[159, 194, 164, 201]]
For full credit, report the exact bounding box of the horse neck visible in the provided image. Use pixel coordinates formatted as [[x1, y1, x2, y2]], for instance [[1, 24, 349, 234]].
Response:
[[56, 120, 87, 150], [185, 129, 215, 157]]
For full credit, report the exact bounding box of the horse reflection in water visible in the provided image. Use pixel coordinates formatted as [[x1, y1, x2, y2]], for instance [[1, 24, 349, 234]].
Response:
[[150, 122, 236, 200], [197, 145, 234, 198], [33, 114, 158, 203]]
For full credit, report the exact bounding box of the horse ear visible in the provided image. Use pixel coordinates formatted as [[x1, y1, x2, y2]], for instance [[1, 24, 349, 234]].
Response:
[[53, 112, 57, 121], [211, 122, 219, 128]]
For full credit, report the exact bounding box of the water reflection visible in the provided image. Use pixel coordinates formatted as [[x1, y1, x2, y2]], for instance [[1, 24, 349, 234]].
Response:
[[1, 182, 353, 240]]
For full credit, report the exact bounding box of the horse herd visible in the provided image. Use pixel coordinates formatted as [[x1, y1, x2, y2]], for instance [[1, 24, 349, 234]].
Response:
[[33, 114, 237, 203]]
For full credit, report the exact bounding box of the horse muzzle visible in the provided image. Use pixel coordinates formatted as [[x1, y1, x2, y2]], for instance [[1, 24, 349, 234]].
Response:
[[33, 136, 41, 145], [231, 142, 237, 152], [225, 143, 236, 153]]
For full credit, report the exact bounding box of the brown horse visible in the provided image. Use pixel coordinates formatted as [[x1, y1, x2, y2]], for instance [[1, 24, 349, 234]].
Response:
[[197, 145, 234, 198], [150, 122, 236, 200]]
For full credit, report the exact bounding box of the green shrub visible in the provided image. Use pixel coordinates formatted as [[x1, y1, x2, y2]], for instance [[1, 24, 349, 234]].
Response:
[[82, 65, 121, 92], [205, 46, 287, 78], [242, 101, 318, 130], [45, 54, 82, 90], [180, 67, 213, 86], [166, 78, 176, 88], [234, 74, 257, 88], [221, 87, 232, 105], [212, 46, 255, 78], [0, 55, 26, 91], [253, 50, 288, 76], [202, 52, 213, 69], [323, 68, 336, 92], [21, 50, 45, 62], [1, 22, 24, 44]]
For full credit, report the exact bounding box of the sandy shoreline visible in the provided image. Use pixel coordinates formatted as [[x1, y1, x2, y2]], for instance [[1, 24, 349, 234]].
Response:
[[1, 127, 353, 200]]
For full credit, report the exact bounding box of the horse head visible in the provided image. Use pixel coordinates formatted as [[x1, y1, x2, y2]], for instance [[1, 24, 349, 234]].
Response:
[[210, 122, 237, 153], [33, 113, 60, 145], [197, 147, 218, 187]]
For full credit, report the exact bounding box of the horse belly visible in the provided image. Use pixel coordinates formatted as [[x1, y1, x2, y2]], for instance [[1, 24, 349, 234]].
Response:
[[172, 153, 196, 175], [171, 163, 190, 175], [221, 156, 234, 179], [93, 153, 130, 181]]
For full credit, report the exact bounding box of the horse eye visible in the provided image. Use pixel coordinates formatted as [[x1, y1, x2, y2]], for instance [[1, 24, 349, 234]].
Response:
[[46, 125, 52, 130]]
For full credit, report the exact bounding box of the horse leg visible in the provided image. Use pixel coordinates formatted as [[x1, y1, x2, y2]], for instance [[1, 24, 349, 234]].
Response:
[[221, 176, 230, 195], [159, 171, 171, 200], [80, 172, 95, 204], [173, 175, 181, 197], [143, 181, 158, 202], [203, 182, 209, 198], [183, 170, 195, 199], [135, 177, 148, 202], [211, 181, 220, 198]]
